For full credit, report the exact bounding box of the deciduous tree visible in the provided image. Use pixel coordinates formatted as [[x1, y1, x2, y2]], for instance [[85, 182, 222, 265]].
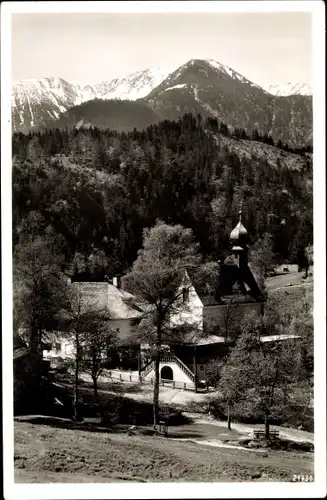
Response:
[[63, 284, 109, 419], [80, 319, 116, 401], [13, 234, 66, 375], [250, 232, 275, 281], [122, 221, 202, 428], [217, 313, 302, 437]]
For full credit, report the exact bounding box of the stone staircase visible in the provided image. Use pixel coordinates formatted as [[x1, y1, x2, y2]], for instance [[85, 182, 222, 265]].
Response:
[[140, 352, 195, 383]]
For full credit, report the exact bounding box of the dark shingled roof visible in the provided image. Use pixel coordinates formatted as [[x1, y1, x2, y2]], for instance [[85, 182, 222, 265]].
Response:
[[190, 258, 264, 306]]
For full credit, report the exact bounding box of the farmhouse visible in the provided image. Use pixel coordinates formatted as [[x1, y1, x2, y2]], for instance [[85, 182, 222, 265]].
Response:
[[45, 212, 278, 388], [43, 277, 143, 360]]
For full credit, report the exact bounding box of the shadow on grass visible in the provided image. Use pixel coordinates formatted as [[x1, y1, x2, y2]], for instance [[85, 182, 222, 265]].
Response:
[[15, 380, 191, 428], [15, 416, 117, 434], [14, 416, 203, 440], [167, 431, 205, 439]]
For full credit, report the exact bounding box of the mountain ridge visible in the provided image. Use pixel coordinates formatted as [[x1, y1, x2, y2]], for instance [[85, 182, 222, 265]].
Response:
[[142, 59, 312, 147], [12, 59, 312, 147]]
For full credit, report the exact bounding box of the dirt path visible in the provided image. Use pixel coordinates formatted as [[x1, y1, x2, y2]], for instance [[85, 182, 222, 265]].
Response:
[[57, 378, 313, 445], [171, 437, 267, 453], [183, 412, 314, 444]]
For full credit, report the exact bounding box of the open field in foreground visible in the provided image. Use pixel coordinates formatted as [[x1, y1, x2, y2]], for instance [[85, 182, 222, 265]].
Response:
[[15, 422, 313, 483]]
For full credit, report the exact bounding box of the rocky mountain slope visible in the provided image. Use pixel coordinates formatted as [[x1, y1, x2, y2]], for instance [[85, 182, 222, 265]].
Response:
[[12, 59, 312, 147], [93, 67, 172, 101], [144, 59, 312, 147], [12, 78, 97, 133], [12, 68, 170, 134], [267, 82, 312, 97]]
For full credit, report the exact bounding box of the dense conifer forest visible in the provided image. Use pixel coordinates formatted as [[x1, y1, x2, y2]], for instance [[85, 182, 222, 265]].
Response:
[[12, 113, 313, 281]]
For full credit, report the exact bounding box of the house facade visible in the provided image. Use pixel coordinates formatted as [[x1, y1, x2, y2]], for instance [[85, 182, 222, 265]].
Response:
[[43, 281, 143, 361]]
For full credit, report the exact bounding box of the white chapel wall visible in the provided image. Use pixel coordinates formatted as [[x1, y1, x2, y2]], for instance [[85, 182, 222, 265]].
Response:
[[143, 360, 195, 384]]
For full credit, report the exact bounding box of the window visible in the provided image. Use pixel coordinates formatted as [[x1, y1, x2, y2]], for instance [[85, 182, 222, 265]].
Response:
[[182, 287, 189, 303], [55, 343, 61, 354]]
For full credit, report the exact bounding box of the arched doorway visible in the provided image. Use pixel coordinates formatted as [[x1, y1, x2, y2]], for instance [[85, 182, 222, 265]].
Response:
[[161, 365, 173, 380]]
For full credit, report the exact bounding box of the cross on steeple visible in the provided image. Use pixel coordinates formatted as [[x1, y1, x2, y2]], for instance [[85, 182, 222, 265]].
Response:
[[239, 200, 244, 222]]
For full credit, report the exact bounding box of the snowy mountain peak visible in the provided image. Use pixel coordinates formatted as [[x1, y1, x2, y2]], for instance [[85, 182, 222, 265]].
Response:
[[11, 66, 174, 132], [94, 66, 173, 101], [170, 58, 263, 92], [267, 82, 312, 97], [12, 77, 99, 129], [204, 58, 264, 90]]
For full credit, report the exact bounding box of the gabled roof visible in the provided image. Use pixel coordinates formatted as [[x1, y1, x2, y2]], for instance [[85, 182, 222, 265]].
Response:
[[71, 282, 142, 320], [189, 258, 264, 307]]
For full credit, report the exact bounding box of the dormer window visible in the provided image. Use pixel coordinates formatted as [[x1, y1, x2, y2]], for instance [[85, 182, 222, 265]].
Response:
[[182, 287, 189, 303]]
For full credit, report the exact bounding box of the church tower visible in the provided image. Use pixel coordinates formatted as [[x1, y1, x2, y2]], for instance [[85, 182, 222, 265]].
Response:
[[230, 210, 248, 270]]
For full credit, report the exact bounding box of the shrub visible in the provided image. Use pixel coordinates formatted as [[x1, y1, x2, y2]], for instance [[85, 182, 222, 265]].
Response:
[[15, 376, 190, 427]]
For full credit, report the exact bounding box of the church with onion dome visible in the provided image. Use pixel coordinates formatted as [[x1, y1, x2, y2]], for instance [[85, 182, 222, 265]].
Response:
[[132, 210, 266, 388], [44, 211, 267, 390]]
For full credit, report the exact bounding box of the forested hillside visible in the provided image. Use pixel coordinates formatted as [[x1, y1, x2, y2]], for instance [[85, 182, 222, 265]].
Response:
[[52, 99, 161, 133], [12, 114, 313, 280]]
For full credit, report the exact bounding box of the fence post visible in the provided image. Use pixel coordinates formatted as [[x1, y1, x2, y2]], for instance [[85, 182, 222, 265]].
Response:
[[129, 373, 132, 382], [184, 382, 186, 390], [173, 381, 175, 389], [120, 373, 122, 382]]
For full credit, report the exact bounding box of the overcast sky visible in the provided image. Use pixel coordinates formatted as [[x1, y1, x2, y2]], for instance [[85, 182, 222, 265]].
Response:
[[12, 12, 312, 88]]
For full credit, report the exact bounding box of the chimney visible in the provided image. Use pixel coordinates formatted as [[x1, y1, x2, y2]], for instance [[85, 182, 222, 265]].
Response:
[[113, 276, 121, 288]]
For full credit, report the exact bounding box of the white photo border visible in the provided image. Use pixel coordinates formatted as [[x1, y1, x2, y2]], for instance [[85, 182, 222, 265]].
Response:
[[1, 2, 325, 499]]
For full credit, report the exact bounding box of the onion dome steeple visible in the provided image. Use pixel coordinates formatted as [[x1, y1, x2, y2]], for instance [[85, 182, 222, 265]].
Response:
[[230, 210, 248, 249]]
